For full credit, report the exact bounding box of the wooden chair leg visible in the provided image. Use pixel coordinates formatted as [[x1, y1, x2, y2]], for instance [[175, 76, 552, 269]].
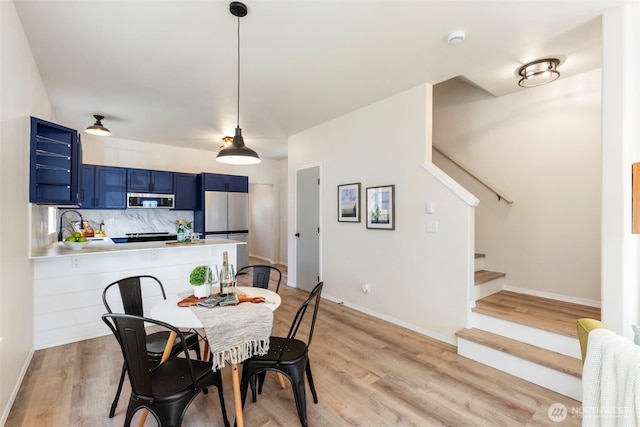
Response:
[[277, 373, 286, 389]]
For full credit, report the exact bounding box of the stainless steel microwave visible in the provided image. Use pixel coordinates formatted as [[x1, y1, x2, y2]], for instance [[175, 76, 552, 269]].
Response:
[[126, 193, 175, 209]]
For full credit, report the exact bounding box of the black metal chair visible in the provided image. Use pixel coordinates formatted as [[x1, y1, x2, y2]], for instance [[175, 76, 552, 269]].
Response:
[[102, 313, 230, 427], [102, 275, 202, 418], [235, 264, 285, 395], [235, 264, 282, 293], [240, 282, 323, 427]]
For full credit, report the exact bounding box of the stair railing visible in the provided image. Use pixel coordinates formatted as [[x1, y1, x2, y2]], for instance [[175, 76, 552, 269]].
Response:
[[433, 146, 513, 204]]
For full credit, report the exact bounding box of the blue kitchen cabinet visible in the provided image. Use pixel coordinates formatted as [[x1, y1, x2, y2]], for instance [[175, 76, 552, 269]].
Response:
[[127, 168, 174, 194], [29, 117, 82, 205], [80, 165, 126, 209], [174, 173, 198, 210], [202, 173, 248, 193], [79, 165, 95, 208]]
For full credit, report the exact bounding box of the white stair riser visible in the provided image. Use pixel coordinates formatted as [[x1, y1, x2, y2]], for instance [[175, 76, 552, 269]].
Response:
[[472, 277, 504, 302], [471, 312, 582, 359], [474, 256, 486, 272], [458, 338, 582, 401]]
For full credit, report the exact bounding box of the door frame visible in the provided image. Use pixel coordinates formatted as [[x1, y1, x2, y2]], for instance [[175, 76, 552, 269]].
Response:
[[294, 163, 322, 289]]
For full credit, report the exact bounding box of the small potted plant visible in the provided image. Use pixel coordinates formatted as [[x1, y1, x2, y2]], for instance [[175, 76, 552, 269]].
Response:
[[190, 265, 215, 298]]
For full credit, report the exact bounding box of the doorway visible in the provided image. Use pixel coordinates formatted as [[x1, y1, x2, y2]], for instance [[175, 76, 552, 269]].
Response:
[[249, 183, 277, 263], [295, 166, 320, 292]]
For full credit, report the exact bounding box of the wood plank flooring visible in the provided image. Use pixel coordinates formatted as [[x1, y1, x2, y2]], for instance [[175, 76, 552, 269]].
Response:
[[7, 262, 584, 426], [473, 290, 601, 338], [474, 269, 506, 285]]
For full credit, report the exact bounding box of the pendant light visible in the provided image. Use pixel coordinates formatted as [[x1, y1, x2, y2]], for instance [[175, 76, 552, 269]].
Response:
[[85, 115, 111, 136], [216, 2, 261, 165]]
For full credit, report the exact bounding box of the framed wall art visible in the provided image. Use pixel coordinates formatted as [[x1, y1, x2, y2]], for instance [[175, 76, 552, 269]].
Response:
[[338, 183, 361, 222], [366, 185, 395, 230], [634, 163, 639, 234]]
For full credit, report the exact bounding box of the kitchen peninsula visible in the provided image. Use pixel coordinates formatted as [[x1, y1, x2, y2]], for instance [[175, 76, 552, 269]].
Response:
[[31, 237, 245, 350], [30, 236, 241, 258]]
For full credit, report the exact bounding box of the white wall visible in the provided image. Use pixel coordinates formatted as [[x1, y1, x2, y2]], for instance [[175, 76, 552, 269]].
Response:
[[601, 4, 640, 336], [82, 137, 288, 264], [288, 84, 473, 343], [0, 2, 53, 423], [433, 69, 602, 304]]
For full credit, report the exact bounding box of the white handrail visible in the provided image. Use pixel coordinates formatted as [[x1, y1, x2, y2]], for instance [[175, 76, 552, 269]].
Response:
[[433, 146, 513, 204]]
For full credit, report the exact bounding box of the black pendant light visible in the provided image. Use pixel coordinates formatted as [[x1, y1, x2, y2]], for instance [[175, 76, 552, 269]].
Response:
[[216, 2, 261, 165], [85, 115, 111, 136]]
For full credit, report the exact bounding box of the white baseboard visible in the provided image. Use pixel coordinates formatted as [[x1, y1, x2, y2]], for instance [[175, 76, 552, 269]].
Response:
[[248, 254, 287, 267], [1, 347, 34, 426], [322, 294, 456, 346]]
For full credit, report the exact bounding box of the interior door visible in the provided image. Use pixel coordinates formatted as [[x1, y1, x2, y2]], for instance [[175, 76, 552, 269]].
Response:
[[296, 166, 320, 292]]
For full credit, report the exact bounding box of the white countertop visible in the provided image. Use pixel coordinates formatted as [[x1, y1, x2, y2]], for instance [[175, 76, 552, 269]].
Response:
[[30, 237, 245, 259]]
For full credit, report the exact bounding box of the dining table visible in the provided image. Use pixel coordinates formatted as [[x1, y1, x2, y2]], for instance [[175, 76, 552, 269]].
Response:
[[142, 286, 282, 427]]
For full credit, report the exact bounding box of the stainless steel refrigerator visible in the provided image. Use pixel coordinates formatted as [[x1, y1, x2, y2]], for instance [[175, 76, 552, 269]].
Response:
[[204, 191, 249, 269]]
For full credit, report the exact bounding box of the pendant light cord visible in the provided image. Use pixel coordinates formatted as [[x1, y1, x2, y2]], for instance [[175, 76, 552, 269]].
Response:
[[236, 15, 241, 128]]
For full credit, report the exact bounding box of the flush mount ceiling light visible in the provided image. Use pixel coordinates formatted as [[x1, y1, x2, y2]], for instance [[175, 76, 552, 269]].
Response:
[[516, 58, 560, 88], [85, 115, 111, 136], [216, 1, 261, 165]]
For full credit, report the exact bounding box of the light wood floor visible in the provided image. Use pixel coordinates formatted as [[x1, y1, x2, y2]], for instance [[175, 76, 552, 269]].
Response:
[[7, 261, 582, 426]]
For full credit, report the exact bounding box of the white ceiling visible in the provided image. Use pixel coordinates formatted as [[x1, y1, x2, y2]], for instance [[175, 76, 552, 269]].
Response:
[[14, 0, 624, 160]]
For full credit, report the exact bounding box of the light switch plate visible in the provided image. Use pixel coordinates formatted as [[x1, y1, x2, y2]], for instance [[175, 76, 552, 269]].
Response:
[[426, 201, 435, 214]]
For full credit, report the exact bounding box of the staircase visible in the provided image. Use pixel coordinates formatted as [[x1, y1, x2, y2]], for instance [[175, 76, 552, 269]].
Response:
[[456, 254, 601, 401]]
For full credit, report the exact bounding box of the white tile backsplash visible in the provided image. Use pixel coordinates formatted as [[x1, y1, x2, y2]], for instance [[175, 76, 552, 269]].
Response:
[[31, 204, 195, 254], [66, 209, 195, 236]]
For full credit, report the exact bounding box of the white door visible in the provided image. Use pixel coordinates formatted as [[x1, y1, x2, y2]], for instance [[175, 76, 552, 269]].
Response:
[[296, 166, 320, 292]]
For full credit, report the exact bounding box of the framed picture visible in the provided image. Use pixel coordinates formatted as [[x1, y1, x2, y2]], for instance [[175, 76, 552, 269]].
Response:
[[366, 185, 395, 230], [338, 183, 361, 222], [634, 163, 640, 234]]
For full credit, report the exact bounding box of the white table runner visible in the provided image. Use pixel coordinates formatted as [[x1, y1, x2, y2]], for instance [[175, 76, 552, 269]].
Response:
[[190, 301, 273, 371]]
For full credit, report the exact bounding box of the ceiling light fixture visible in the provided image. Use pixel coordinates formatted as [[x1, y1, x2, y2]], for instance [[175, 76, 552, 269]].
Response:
[[216, 2, 261, 165], [85, 115, 111, 136], [516, 58, 560, 88], [221, 136, 234, 148]]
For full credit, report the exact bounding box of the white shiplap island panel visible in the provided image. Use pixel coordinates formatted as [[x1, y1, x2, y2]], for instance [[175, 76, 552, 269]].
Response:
[[32, 239, 242, 349]]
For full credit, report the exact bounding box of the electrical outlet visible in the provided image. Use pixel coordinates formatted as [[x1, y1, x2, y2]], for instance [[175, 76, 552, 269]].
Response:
[[109, 218, 115, 225], [71, 256, 79, 268], [151, 250, 158, 261], [362, 283, 371, 294], [427, 221, 439, 233]]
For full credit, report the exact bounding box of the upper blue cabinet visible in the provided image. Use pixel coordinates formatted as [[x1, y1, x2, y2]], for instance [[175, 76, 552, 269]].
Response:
[[203, 173, 248, 193], [80, 165, 127, 209], [29, 117, 82, 205], [127, 168, 174, 194], [174, 172, 198, 210]]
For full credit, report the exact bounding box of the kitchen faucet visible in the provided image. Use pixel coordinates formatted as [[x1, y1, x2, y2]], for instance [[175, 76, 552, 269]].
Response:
[[58, 210, 84, 241]]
